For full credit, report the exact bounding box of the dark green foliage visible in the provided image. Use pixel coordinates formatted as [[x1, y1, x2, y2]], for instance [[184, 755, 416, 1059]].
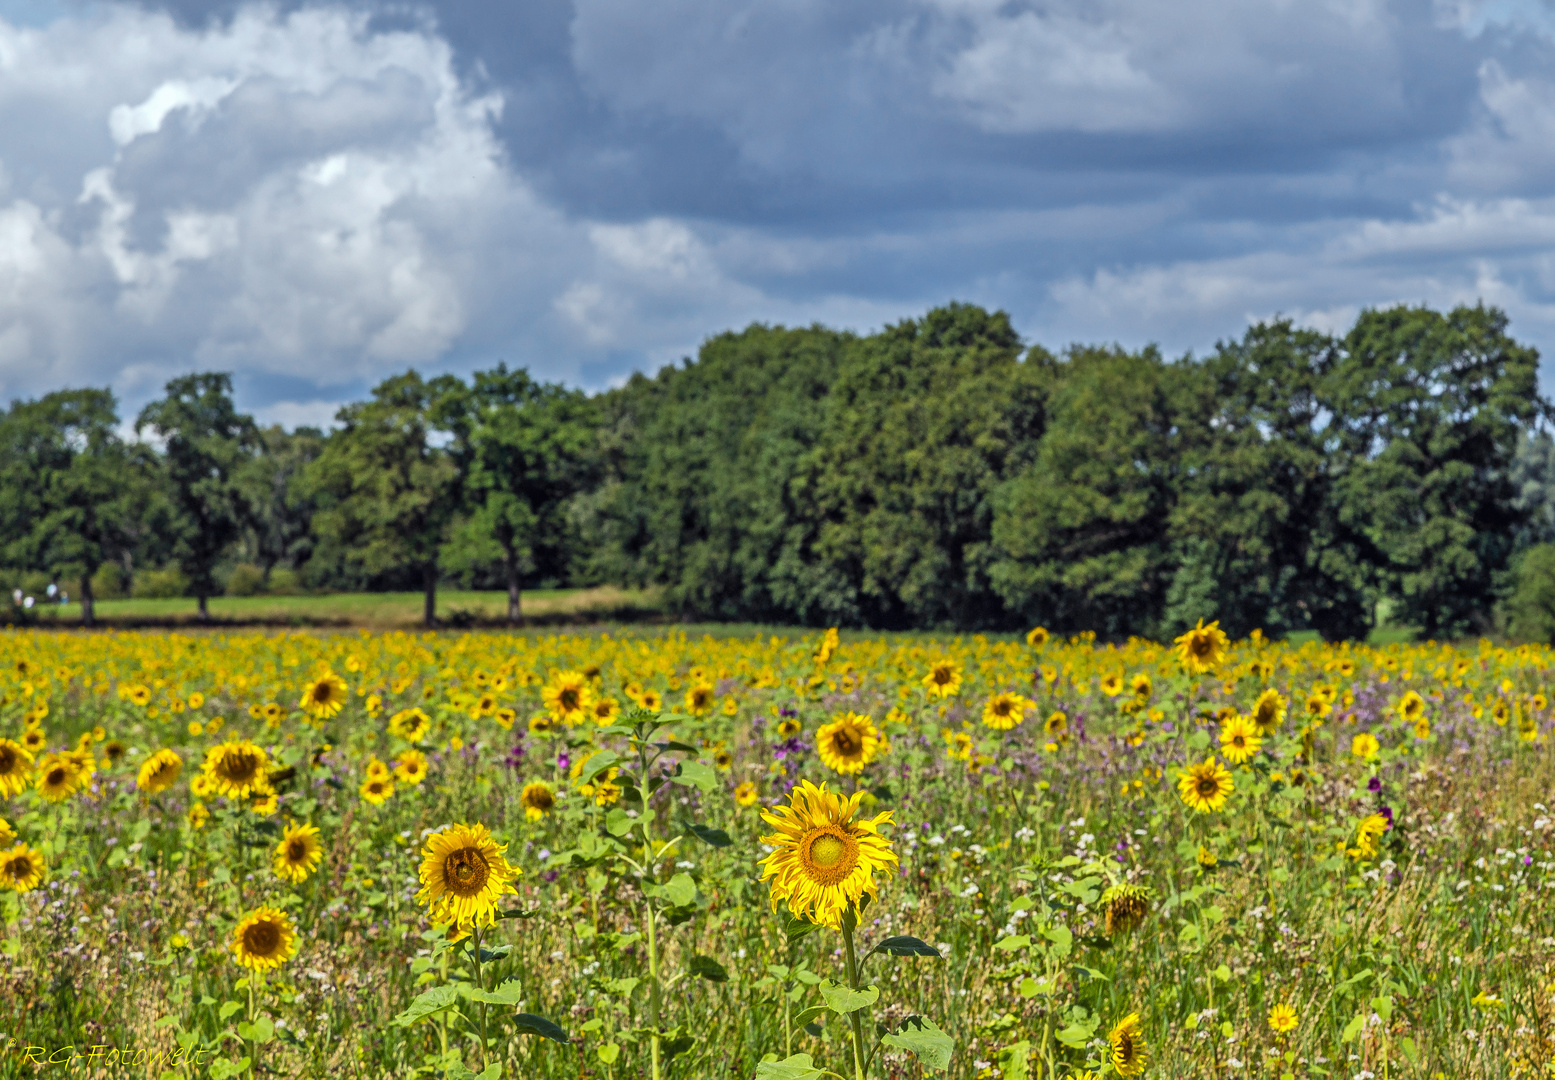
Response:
[[1501, 543, 1555, 643]]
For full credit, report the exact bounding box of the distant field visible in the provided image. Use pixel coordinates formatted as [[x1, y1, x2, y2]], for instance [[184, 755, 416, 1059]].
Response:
[[20, 586, 664, 628]]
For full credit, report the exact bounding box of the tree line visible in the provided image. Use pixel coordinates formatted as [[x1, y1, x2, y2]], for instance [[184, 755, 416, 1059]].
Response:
[[2, 301, 1551, 639]]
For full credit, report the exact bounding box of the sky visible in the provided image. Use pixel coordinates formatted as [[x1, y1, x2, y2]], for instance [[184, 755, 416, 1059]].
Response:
[[4, 0, 1555, 427]]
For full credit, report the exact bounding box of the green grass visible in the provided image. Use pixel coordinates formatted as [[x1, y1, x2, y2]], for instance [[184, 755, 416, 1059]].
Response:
[[22, 586, 664, 629]]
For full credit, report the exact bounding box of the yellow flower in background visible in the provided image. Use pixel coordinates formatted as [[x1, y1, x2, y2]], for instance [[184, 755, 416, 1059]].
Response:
[[758, 780, 897, 929], [202, 740, 271, 801], [0, 740, 35, 798], [921, 662, 962, 699], [1218, 716, 1261, 765], [520, 782, 556, 820], [231, 906, 299, 972], [816, 712, 882, 775], [299, 670, 348, 719], [20, 729, 46, 754], [1249, 688, 1286, 734], [273, 822, 324, 883], [136, 749, 182, 794], [1267, 1003, 1298, 1034], [36, 753, 84, 803], [1351, 732, 1380, 760], [734, 780, 759, 807], [1044, 711, 1069, 737], [186, 692, 204, 709], [1099, 672, 1125, 697], [1026, 626, 1049, 648], [187, 802, 210, 829], [981, 692, 1030, 731], [0, 818, 12, 845], [1107, 1013, 1147, 1077], [0, 842, 46, 893], [542, 670, 593, 725], [394, 750, 429, 785], [1350, 812, 1389, 859], [359, 776, 394, 805], [1397, 690, 1426, 724], [685, 683, 716, 716], [1176, 758, 1233, 813], [388, 707, 431, 742], [591, 697, 621, 725], [1174, 620, 1228, 674], [416, 822, 520, 928], [364, 756, 391, 781]]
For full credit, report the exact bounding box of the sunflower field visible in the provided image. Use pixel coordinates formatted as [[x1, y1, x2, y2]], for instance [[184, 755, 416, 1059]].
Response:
[[0, 622, 1551, 1079]]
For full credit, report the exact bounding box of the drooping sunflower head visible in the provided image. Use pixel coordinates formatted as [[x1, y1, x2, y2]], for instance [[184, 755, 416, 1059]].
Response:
[[520, 782, 556, 820], [36, 753, 83, 803], [981, 693, 1027, 731], [758, 779, 897, 929], [231, 906, 299, 972], [0, 842, 46, 893], [1174, 619, 1229, 675], [1107, 1013, 1148, 1077], [416, 822, 521, 928], [273, 822, 323, 884], [299, 671, 348, 719], [136, 749, 183, 795], [202, 740, 271, 800], [0, 739, 35, 798], [1100, 883, 1154, 937], [815, 713, 882, 776], [1250, 688, 1286, 735], [1176, 758, 1234, 813]]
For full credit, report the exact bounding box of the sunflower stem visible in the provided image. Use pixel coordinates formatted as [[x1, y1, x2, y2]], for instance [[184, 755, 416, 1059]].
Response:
[[839, 914, 867, 1080], [645, 900, 662, 1080], [470, 924, 490, 1072]]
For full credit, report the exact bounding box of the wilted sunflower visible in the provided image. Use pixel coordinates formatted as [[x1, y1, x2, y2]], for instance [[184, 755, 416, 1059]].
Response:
[[1099, 883, 1153, 936], [0, 842, 46, 893], [416, 822, 521, 928], [36, 753, 84, 803], [231, 906, 299, 971], [1218, 716, 1261, 765], [272, 822, 323, 883], [520, 782, 556, 820], [981, 692, 1029, 731], [542, 670, 592, 725], [0, 739, 35, 798], [1107, 1013, 1147, 1077], [758, 780, 897, 929], [921, 662, 962, 699], [202, 740, 271, 800], [684, 683, 716, 716], [359, 776, 394, 805], [1249, 688, 1287, 735], [393, 750, 429, 785], [815, 713, 883, 775], [136, 749, 183, 794], [1176, 758, 1234, 813], [299, 671, 348, 719], [1173, 619, 1229, 674]]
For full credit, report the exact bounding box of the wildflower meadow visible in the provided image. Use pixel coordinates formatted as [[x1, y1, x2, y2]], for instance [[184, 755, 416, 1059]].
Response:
[[0, 621, 1550, 1079]]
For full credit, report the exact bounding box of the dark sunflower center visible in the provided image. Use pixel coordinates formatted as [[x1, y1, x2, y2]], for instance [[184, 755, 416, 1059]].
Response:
[[444, 848, 490, 896], [0, 747, 14, 772], [287, 840, 307, 861], [1196, 777, 1218, 797], [1117, 1034, 1136, 1062], [994, 701, 1012, 716], [560, 689, 578, 710], [1189, 635, 1212, 658], [6, 856, 31, 877], [222, 752, 260, 784], [46, 767, 67, 786], [800, 826, 860, 885], [832, 731, 858, 756], [933, 668, 951, 684], [243, 920, 281, 956]]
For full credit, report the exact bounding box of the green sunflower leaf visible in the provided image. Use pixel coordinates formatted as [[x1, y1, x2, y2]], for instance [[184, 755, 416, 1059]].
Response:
[[686, 955, 728, 982], [672, 761, 718, 793], [391, 984, 461, 1026], [866, 935, 942, 959], [754, 1053, 826, 1080], [514, 1013, 570, 1042], [818, 980, 879, 1015], [880, 1016, 954, 1071], [687, 823, 733, 847], [464, 978, 525, 1006]]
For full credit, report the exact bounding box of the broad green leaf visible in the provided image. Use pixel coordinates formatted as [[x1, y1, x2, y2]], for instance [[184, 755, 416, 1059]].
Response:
[[818, 980, 879, 1015], [754, 1053, 825, 1080], [391, 985, 462, 1027], [514, 1013, 569, 1042], [447, 1064, 501, 1080], [218, 1001, 242, 1021], [235, 1017, 273, 1044], [687, 823, 733, 847], [579, 751, 620, 781], [1341, 1013, 1366, 1042], [867, 935, 942, 959], [880, 1016, 953, 1071], [596, 1043, 620, 1065], [686, 955, 728, 982], [604, 808, 635, 837], [465, 979, 525, 1006], [992, 934, 1030, 952], [792, 1005, 829, 1028], [660, 872, 697, 907], [995, 1040, 1031, 1080], [673, 761, 718, 793]]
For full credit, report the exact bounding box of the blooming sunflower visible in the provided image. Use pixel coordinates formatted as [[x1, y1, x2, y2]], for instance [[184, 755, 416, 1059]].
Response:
[[921, 662, 962, 699], [388, 707, 431, 742], [272, 822, 324, 884], [1267, 1003, 1298, 1034], [1397, 690, 1426, 724], [393, 750, 429, 785], [125, 684, 152, 707], [359, 776, 394, 805], [1025, 626, 1049, 648], [758, 780, 897, 929], [0, 842, 46, 893], [776, 717, 802, 738], [542, 670, 593, 725], [0, 818, 11, 844], [1249, 688, 1287, 735], [1044, 711, 1069, 737], [638, 688, 663, 712], [734, 780, 759, 807], [1176, 758, 1234, 813], [36, 753, 84, 803], [520, 782, 556, 820], [20, 729, 46, 754], [685, 683, 716, 716], [364, 756, 391, 781], [1350, 812, 1389, 859], [1351, 732, 1380, 760], [1099, 672, 1125, 697], [0, 739, 35, 798], [201, 740, 271, 800], [1130, 673, 1152, 702], [1107, 1013, 1147, 1077], [1218, 716, 1261, 765], [591, 697, 621, 726], [981, 692, 1029, 731], [102, 740, 127, 768], [299, 671, 348, 719], [1174, 619, 1229, 674], [416, 822, 521, 928], [815, 713, 882, 775], [136, 749, 183, 794], [231, 906, 299, 972]]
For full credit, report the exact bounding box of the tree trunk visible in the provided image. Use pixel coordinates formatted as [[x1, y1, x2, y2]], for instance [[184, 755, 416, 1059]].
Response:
[[197, 591, 209, 622], [81, 572, 96, 627], [424, 563, 437, 627], [504, 547, 522, 626]]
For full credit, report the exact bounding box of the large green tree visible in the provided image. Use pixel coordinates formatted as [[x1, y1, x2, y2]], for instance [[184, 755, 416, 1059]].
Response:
[[238, 425, 326, 580], [0, 389, 146, 625], [136, 374, 260, 620], [306, 371, 462, 626], [438, 365, 597, 623]]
